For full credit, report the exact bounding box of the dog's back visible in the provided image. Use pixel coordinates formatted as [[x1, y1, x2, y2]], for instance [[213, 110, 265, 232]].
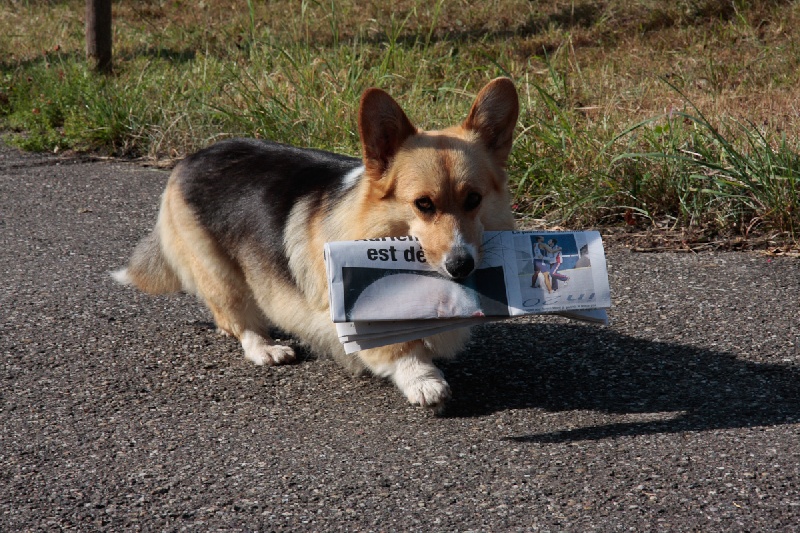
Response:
[[174, 139, 361, 281], [117, 139, 362, 291]]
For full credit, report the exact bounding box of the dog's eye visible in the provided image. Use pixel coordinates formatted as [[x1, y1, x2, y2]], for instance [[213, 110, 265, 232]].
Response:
[[464, 192, 482, 211], [414, 197, 435, 214]]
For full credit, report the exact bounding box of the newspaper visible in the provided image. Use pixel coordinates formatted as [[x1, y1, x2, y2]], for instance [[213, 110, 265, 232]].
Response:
[[324, 230, 611, 353]]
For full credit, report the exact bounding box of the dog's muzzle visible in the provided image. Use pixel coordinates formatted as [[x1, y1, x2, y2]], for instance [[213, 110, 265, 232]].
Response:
[[444, 247, 476, 279]]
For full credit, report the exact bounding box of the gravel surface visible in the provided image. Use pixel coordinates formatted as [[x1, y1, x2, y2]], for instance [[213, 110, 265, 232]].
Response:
[[2, 143, 799, 531]]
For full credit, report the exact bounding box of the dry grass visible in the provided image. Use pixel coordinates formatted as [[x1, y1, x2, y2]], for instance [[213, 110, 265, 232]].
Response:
[[4, 1, 799, 128]]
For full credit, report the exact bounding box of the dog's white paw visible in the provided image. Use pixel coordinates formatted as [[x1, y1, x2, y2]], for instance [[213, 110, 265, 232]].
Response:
[[391, 359, 451, 408], [401, 376, 452, 408], [241, 331, 296, 366], [264, 344, 296, 365]]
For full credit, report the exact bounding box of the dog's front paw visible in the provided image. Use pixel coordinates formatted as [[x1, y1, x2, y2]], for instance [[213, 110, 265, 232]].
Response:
[[241, 331, 296, 366], [391, 359, 451, 408], [402, 376, 452, 408]]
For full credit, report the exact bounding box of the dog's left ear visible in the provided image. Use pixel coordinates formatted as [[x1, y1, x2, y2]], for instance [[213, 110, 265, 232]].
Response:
[[358, 88, 417, 180], [462, 77, 519, 167]]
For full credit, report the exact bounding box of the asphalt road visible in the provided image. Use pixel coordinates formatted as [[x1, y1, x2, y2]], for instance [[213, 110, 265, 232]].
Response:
[[2, 142, 799, 531]]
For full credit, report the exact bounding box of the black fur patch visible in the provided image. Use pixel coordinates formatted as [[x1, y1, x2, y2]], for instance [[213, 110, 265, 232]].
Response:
[[176, 138, 362, 283]]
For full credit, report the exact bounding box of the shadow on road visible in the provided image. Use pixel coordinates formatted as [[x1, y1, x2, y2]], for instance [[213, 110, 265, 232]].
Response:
[[440, 322, 800, 441]]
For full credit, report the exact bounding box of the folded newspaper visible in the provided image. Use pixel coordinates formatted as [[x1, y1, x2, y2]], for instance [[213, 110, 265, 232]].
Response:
[[324, 230, 611, 353]]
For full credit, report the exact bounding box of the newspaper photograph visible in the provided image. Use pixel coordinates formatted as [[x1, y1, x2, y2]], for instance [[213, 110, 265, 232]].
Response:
[[324, 231, 611, 352]]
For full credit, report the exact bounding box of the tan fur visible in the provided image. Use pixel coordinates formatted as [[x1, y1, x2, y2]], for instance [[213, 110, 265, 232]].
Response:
[[116, 77, 520, 407]]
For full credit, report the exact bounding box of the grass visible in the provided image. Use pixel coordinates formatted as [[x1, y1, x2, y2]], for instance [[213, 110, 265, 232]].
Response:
[[614, 81, 800, 237], [1, 0, 799, 244]]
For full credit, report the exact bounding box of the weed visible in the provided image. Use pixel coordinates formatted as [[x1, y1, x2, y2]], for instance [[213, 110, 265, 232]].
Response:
[[614, 80, 800, 239]]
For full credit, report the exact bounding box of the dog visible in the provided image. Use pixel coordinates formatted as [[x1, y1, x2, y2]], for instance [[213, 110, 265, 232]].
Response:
[[113, 77, 519, 408]]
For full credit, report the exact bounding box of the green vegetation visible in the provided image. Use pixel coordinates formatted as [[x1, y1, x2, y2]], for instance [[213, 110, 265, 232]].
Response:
[[1, 0, 799, 243]]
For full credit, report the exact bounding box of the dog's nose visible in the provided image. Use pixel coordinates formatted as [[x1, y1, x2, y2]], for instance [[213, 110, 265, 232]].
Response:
[[444, 248, 475, 279]]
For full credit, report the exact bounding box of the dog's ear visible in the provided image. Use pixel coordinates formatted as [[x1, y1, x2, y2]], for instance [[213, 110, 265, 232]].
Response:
[[358, 88, 417, 179], [462, 77, 519, 167]]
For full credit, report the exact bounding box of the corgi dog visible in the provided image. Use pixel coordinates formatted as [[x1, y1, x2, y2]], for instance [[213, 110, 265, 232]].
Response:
[[114, 77, 519, 408]]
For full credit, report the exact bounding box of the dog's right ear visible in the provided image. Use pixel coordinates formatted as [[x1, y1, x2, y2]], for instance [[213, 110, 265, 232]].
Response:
[[358, 88, 417, 180]]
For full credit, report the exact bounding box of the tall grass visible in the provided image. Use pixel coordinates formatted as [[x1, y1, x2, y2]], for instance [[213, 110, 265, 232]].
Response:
[[511, 62, 613, 225], [3, 53, 234, 157], [612, 82, 800, 239]]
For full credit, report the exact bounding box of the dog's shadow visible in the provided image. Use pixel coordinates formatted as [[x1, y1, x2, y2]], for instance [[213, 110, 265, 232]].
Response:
[[439, 322, 800, 442]]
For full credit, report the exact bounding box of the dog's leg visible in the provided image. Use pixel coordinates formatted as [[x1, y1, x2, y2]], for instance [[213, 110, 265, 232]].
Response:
[[197, 281, 296, 367], [197, 277, 295, 366], [239, 329, 295, 366], [360, 342, 451, 407], [159, 183, 296, 367], [387, 352, 451, 408]]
